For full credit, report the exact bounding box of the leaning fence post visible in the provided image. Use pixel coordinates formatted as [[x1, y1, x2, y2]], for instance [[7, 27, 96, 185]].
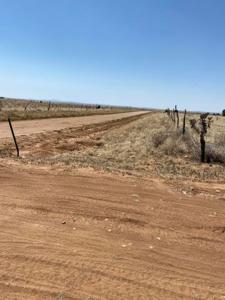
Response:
[[8, 117, 19, 157], [182, 110, 187, 134]]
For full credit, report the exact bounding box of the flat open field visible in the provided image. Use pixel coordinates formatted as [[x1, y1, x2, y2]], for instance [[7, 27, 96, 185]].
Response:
[[1, 111, 225, 299], [0, 98, 137, 121]]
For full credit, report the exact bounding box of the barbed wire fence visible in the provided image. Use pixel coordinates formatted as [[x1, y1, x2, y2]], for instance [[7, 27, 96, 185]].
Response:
[[164, 106, 220, 163]]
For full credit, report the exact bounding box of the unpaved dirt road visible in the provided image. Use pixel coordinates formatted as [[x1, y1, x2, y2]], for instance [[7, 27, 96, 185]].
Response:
[[1, 165, 225, 299], [0, 111, 147, 139]]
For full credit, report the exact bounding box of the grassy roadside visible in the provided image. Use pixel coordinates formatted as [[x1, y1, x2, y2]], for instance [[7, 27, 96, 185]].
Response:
[[2, 111, 225, 182]]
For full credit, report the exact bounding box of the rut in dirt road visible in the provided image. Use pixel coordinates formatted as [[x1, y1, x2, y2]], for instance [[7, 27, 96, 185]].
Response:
[[0, 166, 225, 299]]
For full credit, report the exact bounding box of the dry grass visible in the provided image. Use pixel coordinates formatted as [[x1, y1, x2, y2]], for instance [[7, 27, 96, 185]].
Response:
[[0, 98, 134, 121], [2, 111, 225, 182], [48, 112, 225, 181], [178, 112, 225, 164]]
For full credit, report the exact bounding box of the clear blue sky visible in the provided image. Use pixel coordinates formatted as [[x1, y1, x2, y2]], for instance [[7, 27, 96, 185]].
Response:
[[0, 0, 225, 112]]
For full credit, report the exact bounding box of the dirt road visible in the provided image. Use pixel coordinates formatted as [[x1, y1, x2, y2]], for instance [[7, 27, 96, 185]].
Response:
[[0, 111, 147, 139], [0, 165, 225, 299]]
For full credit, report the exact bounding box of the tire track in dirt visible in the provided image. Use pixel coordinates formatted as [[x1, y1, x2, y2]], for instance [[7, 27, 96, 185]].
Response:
[[0, 166, 225, 299]]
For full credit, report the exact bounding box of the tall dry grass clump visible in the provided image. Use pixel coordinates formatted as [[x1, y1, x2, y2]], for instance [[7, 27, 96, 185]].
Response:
[[205, 132, 225, 164], [151, 121, 200, 158]]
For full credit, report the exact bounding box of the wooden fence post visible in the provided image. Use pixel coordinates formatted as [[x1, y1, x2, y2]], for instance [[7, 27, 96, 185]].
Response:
[[200, 132, 205, 163], [183, 110, 187, 134], [172, 109, 175, 124], [176, 110, 179, 128], [174, 105, 179, 128], [8, 117, 19, 157], [200, 113, 208, 163]]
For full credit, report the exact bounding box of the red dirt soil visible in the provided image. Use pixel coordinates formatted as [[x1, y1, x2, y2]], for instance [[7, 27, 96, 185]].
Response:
[[0, 165, 225, 299]]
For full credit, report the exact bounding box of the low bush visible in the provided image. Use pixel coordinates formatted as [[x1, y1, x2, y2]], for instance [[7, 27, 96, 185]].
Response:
[[206, 145, 225, 164], [151, 129, 170, 148]]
